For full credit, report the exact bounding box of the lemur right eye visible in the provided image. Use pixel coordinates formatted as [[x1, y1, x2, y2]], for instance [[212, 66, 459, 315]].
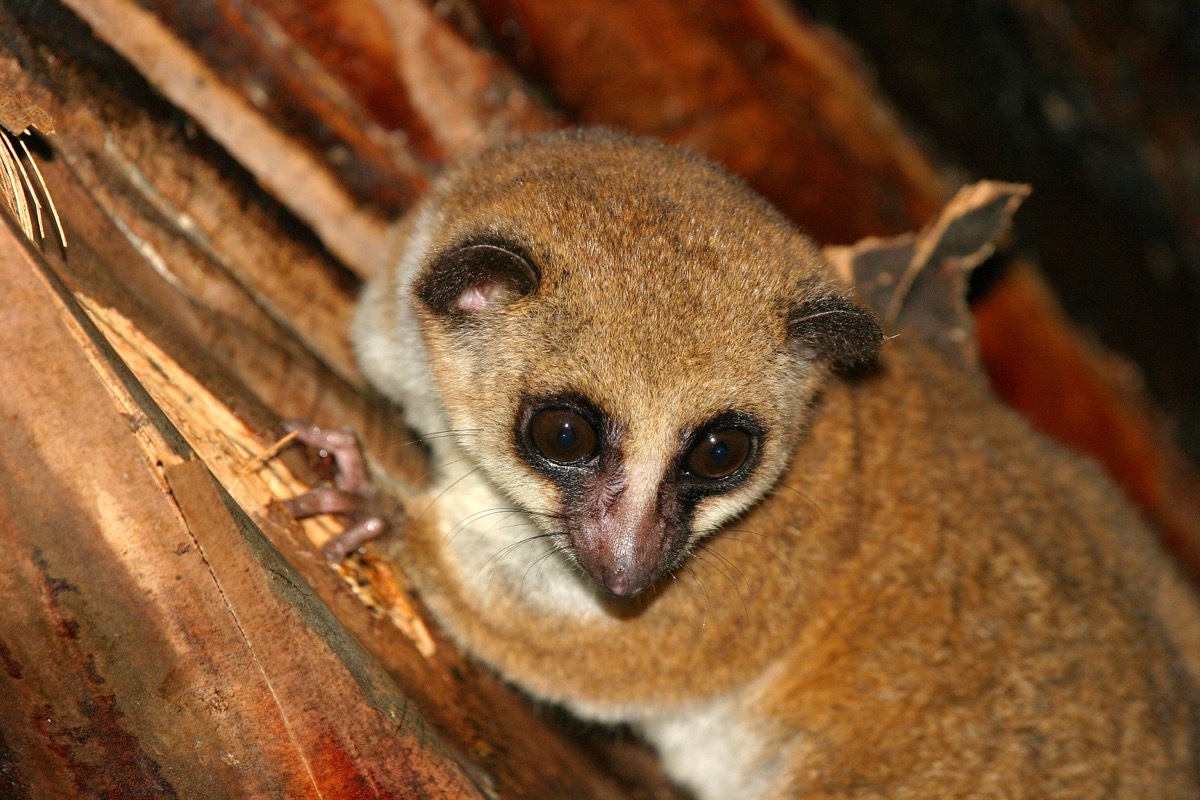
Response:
[[529, 409, 598, 465], [686, 427, 753, 480]]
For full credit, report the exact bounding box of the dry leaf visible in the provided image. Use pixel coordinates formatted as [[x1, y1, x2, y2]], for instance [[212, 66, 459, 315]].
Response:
[[825, 180, 1030, 371]]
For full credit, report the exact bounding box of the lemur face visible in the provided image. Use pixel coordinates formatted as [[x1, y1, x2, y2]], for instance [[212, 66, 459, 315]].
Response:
[[507, 389, 768, 596], [357, 130, 881, 597]]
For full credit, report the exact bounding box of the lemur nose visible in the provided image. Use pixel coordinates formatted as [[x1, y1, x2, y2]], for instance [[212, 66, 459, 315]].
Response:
[[598, 563, 656, 598]]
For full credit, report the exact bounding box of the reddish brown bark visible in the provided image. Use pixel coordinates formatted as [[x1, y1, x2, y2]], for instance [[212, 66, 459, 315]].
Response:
[[471, 0, 946, 243], [0, 221, 487, 799]]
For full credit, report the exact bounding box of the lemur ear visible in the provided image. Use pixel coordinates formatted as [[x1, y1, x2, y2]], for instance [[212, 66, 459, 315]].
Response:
[[787, 292, 884, 369], [416, 243, 540, 317]]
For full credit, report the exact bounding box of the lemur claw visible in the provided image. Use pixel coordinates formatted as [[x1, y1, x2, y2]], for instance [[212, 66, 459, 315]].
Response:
[[283, 420, 395, 561]]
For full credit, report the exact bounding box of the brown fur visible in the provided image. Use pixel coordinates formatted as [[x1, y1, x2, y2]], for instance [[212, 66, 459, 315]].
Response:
[[354, 129, 1200, 798]]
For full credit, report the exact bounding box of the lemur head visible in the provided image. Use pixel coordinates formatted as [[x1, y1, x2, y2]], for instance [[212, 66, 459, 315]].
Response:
[[354, 129, 881, 597]]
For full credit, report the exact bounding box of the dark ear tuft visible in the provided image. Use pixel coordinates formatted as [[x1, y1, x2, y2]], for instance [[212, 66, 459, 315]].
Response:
[[787, 293, 884, 369], [416, 243, 540, 317]]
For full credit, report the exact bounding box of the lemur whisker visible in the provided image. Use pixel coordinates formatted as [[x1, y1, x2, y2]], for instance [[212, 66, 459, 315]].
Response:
[[702, 546, 752, 592], [443, 504, 567, 547], [521, 547, 569, 594], [701, 527, 793, 581], [483, 532, 561, 574], [680, 564, 710, 632], [417, 454, 476, 483], [444, 506, 527, 546], [415, 466, 482, 526], [771, 480, 825, 514], [690, 551, 749, 618], [380, 428, 480, 453]]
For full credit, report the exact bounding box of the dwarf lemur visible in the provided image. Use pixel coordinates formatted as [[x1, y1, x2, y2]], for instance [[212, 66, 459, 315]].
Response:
[[314, 129, 1200, 798]]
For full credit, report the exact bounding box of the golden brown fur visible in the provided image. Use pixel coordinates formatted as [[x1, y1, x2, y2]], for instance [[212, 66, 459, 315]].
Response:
[[353, 129, 1200, 798]]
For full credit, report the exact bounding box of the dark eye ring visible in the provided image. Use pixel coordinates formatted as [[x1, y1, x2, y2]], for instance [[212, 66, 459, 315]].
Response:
[[528, 408, 599, 465], [686, 427, 753, 480]]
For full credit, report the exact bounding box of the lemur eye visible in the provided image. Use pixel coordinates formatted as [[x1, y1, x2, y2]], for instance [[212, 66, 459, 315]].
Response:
[[529, 409, 598, 465], [686, 428, 753, 480]]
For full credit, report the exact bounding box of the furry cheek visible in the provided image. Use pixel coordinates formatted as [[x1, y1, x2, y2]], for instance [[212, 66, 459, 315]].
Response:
[[688, 482, 772, 543]]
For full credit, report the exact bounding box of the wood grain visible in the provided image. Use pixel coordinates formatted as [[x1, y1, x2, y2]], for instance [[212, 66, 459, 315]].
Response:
[[0, 218, 486, 799]]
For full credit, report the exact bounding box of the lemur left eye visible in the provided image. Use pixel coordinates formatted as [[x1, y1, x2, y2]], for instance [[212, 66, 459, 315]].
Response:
[[528, 408, 598, 465], [686, 428, 753, 480]]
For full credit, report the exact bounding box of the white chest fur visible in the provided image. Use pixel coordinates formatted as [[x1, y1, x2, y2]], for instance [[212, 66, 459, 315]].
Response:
[[633, 684, 785, 800]]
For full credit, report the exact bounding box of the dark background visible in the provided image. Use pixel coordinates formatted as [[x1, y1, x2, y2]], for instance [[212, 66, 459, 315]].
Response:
[[796, 0, 1200, 461]]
